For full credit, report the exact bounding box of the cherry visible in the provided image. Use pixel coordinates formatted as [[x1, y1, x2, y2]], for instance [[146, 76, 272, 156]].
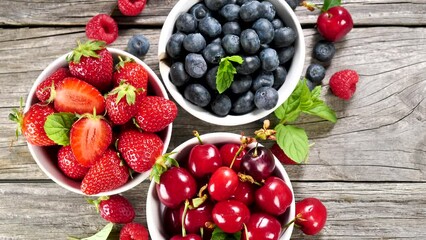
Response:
[[219, 143, 247, 171], [156, 167, 197, 208], [170, 233, 202, 240], [208, 166, 239, 201], [295, 197, 327, 235], [317, 6, 353, 42], [230, 180, 256, 206], [163, 206, 182, 236], [241, 146, 275, 182], [212, 200, 250, 233], [242, 213, 282, 240], [180, 201, 214, 234], [188, 132, 222, 178], [255, 176, 293, 216]]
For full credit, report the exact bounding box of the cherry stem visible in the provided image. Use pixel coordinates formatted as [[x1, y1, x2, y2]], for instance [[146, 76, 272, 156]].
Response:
[[282, 213, 303, 232], [193, 130, 203, 145], [181, 200, 190, 237], [198, 184, 208, 198], [253, 142, 259, 157], [238, 172, 262, 186], [243, 223, 249, 240], [229, 144, 244, 169]]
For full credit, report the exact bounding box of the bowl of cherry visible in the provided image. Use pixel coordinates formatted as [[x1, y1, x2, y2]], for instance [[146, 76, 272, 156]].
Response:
[[146, 132, 295, 240]]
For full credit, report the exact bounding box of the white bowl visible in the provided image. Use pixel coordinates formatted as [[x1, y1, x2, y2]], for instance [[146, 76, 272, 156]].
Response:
[[146, 132, 295, 239], [25, 48, 172, 196], [158, 0, 305, 126]]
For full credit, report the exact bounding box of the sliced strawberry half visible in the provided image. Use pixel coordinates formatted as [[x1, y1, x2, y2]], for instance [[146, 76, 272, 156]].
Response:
[[53, 77, 105, 114], [70, 114, 112, 167]]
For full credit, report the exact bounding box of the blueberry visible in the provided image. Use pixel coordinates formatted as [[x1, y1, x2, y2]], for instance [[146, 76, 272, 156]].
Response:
[[262, 1, 276, 21], [175, 13, 197, 33], [240, 29, 261, 54], [199, 17, 222, 38], [223, 22, 242, 36], [273, 66, 287, 89], [183, 33, 206, 53], [313, 40, 336, 62], [271, 18, 284, 29], [127, 34, 150, 58], [206, 66, 219, 90], [305, 63, 326, 83], [277, 46, 295, 64], [285, 0, 298, 10], [203, 43, 226, 64], [219, 4, 241, 21], [169, 62, 190, 87], [252, 71, 274, 91], [184, 84, 211, 107], [231, 91, 255, 114], [211, 37, 222, 44], [189, 3, 211, 20], [252, 18, 275, 44], [205, 0, 228, 11], [306, 79, 318, 91], [259, 48, 279, 71], [239, 1, 265, 22], [231, 75, 252, 94], [185, 53, 208, 78], [254, 87, 279, 110], [211, 94, 232, 116], [236, 0, 254, 5], [166, 32, 186, 59], [236, 55, 261, 75], [273, 27, 297, 48], [222, 34, 241, 55]]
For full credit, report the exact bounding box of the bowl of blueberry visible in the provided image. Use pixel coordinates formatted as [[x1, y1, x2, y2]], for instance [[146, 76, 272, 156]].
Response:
[[158, 0, 305, 126], [146, 132, 295, 239]]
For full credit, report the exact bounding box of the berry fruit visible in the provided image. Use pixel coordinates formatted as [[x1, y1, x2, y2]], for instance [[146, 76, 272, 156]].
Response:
[[134, 96, 178, 133], [119, 222, 149, 240], [85, 14, 118, 44], [242, 213, 282, 240], [255, 176, 293, 216], [212, 200, 250, 233], [241, 146, 276, 182], [295, 197, 327, 235], [329, 69, 359, 100], [188, 133, 222, 178], [118, 0, 147, 16], [313, 40, 336, 62], [127, 34, 150, 57], [90, 195, 135, 224], [317, 6, 353, 42], [35, 68, 71, 102], [208, 166, 238, 201], [305, 63, 326, 84], [57, 146, 89, 180]]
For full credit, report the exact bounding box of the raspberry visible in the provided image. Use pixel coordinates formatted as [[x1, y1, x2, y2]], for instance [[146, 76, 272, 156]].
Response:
[[270, 143, 298, 165], [119, 222, 149, 240], [329, 69, 359, 100], [85, 14, 118, 44], [118, 0, 147, 16]]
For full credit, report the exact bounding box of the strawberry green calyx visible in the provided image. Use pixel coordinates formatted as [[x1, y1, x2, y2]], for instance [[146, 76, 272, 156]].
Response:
[[87, 196, 110, 213], [115, 56, 134, 72], [66, 40, 106, 64], [108, 81, 144, 105], [149, 152, 179, 184], [8, 97, 25, 138]]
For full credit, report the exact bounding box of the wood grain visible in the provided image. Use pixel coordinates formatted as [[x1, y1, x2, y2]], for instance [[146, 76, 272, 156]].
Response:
[[1, 0, 425, 26]]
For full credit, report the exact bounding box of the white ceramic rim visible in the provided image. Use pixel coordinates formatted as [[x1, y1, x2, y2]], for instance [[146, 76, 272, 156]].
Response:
[[158, 0, 305, 126], [146, 132, 295, 240], [25, 48, 172, 196]]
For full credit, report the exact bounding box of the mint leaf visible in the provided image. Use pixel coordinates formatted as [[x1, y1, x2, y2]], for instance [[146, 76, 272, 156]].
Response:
[[275, 124, 309, 163], [303, 100, 337, 123], [211, 227, 240, 240], [44, 113, 77, 146], [311, 85, 321, 99], [299, 80, 314, 110], [68, 223, 114, 240], [274, 80, 307, 123], [322, 0, 341, 11], [216, 56, 243, 93]]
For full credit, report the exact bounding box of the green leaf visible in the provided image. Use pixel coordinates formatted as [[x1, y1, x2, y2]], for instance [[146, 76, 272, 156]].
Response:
[[275, 124, 309, 163], [311, 85, 322, 99], [68, 223, 114, 240], [216, 56, 243, 93], [211, 227, 241, 240], [299, 80, 314, 110], [44, 113, 77, 146], [274, 80, 307, 123], [322, 0, 341, 11], [303, 100, 337, 123]]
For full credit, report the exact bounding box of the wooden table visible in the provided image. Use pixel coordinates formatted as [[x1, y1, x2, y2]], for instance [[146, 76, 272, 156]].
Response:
[[1, 0, 425, 239]]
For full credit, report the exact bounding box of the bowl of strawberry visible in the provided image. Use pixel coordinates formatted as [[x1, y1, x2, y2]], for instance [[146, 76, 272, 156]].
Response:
[[12, 40, 177, 196], [146, 132, 295, 240], [158, 0, 305, 126]]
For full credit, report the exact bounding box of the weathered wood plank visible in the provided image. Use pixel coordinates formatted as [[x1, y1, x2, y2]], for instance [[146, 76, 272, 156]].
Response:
[[0, 182, 424, 239], [1, 0, 425, 26], [0, 26, 425, 182]]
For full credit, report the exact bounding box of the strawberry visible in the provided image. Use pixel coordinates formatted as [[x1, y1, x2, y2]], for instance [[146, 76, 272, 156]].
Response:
[[117, 129, 164, 173], [270, 143, 298, 165], [53, 77, 105, 114], [36, 68, 71, 102], [70, 114, 112, 167], [134, 96, 178, 132], [81, 148, 129, 195], [119, 222, 149, 240], [105, 82, 144, 125], [329, 69, 359, 100], [57, 146, 90, 180], [113, 57, 148, 94], [88, 195, 135, 224], [9, 102, 56, 146], [67, 40, 113, 92]]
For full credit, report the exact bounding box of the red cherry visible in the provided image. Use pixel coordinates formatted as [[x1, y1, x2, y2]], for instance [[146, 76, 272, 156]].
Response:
[[212, 200, 250, 233], [317, 6, 353, 42], [170, 233, 202, 240], [295, 197, 327, 235], [156, 167, 197, 208], [230, 180, 256, 206], [242, 213, 282, 240], [219, 143, 246, 171], [180, 201, 214, 234], [163, 206, 182, 236], [255, 176, 293, 216], [241, 146, 275, 182], [208, 166, 239, 201], [188, 143, 222, 178]]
